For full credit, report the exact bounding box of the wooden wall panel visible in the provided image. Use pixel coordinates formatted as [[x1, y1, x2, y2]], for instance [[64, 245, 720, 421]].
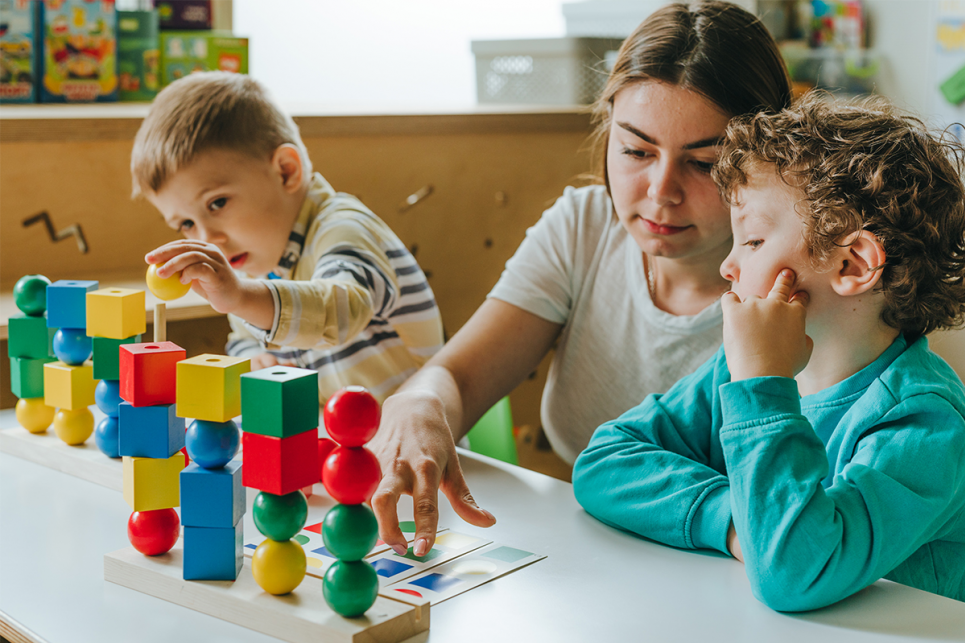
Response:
[[0, 110, 595, 429]]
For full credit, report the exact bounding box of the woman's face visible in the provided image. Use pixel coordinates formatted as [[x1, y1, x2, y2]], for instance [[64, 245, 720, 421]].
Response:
[[607, 81, 734, 262]]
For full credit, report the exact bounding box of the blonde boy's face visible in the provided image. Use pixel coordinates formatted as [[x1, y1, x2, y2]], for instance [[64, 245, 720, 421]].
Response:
[[720, 167, 820, 305], [147, 148, 299, 278]]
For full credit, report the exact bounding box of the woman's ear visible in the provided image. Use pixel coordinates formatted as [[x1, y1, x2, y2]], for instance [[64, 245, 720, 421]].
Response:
[[829, 230, 886, 296], [271, 144, 304, 193]]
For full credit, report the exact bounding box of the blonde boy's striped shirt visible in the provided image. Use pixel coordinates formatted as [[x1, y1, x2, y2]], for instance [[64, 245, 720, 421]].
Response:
[[227, 173, 444, 404]]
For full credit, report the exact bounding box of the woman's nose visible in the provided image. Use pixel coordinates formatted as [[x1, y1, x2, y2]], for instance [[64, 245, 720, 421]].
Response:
[[647, 159, 683, 206]]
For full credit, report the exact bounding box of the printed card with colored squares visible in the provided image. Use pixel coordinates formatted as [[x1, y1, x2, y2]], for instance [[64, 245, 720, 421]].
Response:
[[365, 530, 492, 588], [383, 542, 545, 604], [243, 519, 450, 580]]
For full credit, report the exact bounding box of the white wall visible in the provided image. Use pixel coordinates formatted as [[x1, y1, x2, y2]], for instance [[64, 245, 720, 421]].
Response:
[[232, 0, 566, 108]]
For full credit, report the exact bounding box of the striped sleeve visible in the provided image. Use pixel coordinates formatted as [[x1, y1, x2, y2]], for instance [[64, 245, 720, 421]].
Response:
[[226, 313, 268, 358], [261, 216, 399, 351]]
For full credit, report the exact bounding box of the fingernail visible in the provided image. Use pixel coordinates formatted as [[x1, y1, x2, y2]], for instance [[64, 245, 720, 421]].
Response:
[[482, 509, 496, 522], [782, 269, 793, 278], [392, 544, 408, 556], [414, 538, 428, 557]]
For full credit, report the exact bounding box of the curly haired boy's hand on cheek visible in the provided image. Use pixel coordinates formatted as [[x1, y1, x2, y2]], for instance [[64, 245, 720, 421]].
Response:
[[722, 269, 813, 382]]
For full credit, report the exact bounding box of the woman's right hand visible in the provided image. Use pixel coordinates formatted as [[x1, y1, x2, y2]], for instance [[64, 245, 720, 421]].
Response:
[[368, 387, 496, 558], [367, 299, 562, 557]]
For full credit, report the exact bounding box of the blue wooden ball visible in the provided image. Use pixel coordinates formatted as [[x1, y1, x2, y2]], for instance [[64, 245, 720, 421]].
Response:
[[95, 380, 122, 417], [53, 328, 92, 365], [94, 415, 120, 458], [185, 419, 240, 469]]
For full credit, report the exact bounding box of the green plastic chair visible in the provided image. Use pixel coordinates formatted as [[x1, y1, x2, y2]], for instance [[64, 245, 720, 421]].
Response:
[[465, 396, 518, 465]]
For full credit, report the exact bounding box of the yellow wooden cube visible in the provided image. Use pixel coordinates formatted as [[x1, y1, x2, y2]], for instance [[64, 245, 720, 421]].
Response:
[[86, 288, 146, 339], [123, 453, 185, 511], [43, 360, 97, 410], [176, 354, 251, 422]]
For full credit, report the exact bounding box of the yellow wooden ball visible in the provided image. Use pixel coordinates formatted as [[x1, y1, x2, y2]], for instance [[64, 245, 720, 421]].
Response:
[[146, 264, 191, 301], [251, 538, 306, 595], [53, 408, 95, 445], [16, 398, 55, 434]]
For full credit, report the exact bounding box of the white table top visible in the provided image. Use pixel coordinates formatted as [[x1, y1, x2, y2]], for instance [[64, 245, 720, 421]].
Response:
[[1, 409, 964, 642]]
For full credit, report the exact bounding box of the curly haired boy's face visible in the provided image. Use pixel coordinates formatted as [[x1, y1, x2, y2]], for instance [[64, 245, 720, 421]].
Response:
[[148, 148, 300, 278], [721, 168, 820, 305], [606, 81, 734, 262]]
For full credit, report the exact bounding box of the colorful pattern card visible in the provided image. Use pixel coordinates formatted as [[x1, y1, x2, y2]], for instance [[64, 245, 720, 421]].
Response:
[[383, 542, 545, 604], [364, 530, 491, 588], [243, 512, 450, 580]]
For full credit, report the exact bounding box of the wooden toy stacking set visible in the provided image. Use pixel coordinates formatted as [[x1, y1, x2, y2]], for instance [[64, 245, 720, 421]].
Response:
[[9, 270, 429, 641], [242, 365, 319, 594], [317, 387, 384, 616]]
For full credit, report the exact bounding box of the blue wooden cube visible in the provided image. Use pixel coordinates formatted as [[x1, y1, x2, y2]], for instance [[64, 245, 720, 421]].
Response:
[[183, 523, 243, 580], [46, 280, 98, 330], [118, 402, 185, 458], [180, 460, 245, 528]]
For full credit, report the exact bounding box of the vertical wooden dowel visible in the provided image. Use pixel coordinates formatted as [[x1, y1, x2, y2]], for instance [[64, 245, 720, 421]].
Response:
[[154, 303, 167, 342]]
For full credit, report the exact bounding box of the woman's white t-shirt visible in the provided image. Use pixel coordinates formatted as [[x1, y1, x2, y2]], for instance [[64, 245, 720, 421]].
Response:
[[488, 185, 724, 464]]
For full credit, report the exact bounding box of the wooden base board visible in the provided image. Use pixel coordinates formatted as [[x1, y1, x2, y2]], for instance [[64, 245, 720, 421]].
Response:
[[0, 426, 123, 491], [104, 544, 429, 643]]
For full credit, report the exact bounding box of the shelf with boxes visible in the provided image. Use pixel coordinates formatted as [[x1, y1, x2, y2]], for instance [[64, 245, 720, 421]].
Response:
[[0, 0, 239, 105]]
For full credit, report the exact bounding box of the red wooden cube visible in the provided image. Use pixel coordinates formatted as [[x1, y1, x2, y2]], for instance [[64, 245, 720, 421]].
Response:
[[241, 430, 318, 496], [119, 342, 186, 407]]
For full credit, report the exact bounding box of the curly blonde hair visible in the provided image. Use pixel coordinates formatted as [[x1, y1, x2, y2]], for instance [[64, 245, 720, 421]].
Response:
[[713, 91, 965, 337]]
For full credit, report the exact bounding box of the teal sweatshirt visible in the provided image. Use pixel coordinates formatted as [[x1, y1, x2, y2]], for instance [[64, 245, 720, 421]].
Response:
[[572, 335, 965, 611]]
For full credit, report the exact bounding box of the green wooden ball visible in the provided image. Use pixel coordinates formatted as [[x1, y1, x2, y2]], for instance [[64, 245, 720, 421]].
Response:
[[322, 504, 378, 561], [322, 560, 379, 617], [13, 275, 51, 316], [252, 490, 308, 541]]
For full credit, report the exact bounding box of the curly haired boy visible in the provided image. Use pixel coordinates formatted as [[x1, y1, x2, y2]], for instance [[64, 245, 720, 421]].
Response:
[[573, 92, 965, 611]]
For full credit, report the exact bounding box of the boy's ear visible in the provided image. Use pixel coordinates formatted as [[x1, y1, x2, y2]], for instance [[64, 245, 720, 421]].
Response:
[[829, 230, 886, 297], [271, 144, 304, 194]]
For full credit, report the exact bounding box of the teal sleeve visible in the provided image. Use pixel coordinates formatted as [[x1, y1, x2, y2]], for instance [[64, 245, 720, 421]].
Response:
[[719, 378, 965, 612], [573, 351, 733, 554]]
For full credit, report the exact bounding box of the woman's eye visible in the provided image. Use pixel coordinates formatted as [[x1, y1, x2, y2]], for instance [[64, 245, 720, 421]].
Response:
[[178, 220, 195, 233], [621, 147, 650, 159], [743, 239, 763, 249], [692, 160, 715, 173], [209, 197, 228, 211]]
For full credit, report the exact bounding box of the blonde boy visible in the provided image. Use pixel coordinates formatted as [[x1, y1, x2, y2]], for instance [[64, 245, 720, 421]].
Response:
[[131, 72, 444, 402], [573, 93, 965, 610]]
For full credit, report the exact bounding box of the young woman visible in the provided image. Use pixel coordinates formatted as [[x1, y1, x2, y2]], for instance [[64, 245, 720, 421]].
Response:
[[368, 1, 793, 558]]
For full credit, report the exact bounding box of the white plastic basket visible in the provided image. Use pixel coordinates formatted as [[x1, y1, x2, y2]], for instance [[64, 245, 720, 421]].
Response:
[[471, 37, 624, 105]]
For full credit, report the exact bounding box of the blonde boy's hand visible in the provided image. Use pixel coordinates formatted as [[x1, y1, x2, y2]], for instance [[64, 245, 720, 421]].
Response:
[[721, 269, 813, 381], [250, 353, 281, 371], [146, 240, 245, 314]]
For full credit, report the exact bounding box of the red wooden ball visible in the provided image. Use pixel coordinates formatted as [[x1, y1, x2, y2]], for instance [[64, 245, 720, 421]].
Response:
[[322, 446, 381, 505], [128, 509, 180, 556], [323, 387, 380, 447], [318, 437, 337, 484]]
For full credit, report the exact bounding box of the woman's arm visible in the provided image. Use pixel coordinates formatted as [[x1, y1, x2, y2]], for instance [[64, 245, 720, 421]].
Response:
[[368, 298, 562, 556]]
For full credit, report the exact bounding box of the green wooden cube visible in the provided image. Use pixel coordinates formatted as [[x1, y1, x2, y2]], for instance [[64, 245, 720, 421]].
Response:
[[8, 314, 55, 360], [240, 366, 318, 438], [10, 356, 55, 398], [92, 334, 142, 380]]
